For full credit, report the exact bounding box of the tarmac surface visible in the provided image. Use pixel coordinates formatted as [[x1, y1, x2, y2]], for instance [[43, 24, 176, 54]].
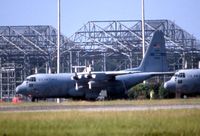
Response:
[[1, 104, 200, 112]]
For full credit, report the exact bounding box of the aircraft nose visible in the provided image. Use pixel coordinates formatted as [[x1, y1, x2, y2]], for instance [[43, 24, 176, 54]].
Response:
[[164, 81, 176, 92], [16, 86, 20, 94], [16, 85, 22, 94], [16, 84, 26, 94]]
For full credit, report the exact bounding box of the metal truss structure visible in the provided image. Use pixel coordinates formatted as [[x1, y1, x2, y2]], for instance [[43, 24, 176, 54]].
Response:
[[0, 25, 71, 99], [0, 26, 72, 74], [70, 20, 200, 71], [0, 20, 200, 99]]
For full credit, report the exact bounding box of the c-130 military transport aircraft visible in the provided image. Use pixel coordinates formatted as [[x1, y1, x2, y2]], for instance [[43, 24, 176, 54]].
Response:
[[16, 30, 169, 101], [164, 69, 200, 96]]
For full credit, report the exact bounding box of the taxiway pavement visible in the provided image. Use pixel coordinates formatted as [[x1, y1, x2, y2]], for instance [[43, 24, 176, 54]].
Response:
[[1, 104, 200, 112]]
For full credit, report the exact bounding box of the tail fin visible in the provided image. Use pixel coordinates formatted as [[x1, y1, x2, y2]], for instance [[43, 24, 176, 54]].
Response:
[[129, 30, 168, 72]]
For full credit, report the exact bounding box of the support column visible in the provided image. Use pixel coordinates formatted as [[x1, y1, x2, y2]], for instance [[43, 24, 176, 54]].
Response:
[[129, 52, 133, 69], [141, 0, 145, 58], [46, 62, 51, 74], [103, 53, 106, 71], [77, 51, 80, 66], [57, 0, 61, 103], [35, 67, 38, 74], [184, 61, 187, 69], [182, 52, 187, 69], [70, 51, 73, 73]]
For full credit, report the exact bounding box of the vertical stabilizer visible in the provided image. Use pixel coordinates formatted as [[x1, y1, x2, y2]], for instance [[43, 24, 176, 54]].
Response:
[[128, 30, 168, 72]]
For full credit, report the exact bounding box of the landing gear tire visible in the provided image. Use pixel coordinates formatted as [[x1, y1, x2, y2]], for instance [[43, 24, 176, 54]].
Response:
[[31, 97, 35, 102], [31, 97, 38, 102]]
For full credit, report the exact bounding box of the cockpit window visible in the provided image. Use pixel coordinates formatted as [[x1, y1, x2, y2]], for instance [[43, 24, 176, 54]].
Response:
[[26, 77, 36, 82], [175, 74, 178, 77], [30, 77, 36, 82], [178, 73, 185, 78]]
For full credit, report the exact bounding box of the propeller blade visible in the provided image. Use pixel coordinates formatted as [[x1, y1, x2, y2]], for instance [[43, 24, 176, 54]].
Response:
[[88, 81, 92, 90], [75, 82, 79, 90]]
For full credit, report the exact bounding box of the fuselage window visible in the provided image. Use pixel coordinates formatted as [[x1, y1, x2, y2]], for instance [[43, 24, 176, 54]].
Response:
[[26, 78, 30, 81]]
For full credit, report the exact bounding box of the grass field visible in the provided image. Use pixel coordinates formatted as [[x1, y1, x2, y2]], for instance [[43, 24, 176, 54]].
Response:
[[0, 109, 200, 136]]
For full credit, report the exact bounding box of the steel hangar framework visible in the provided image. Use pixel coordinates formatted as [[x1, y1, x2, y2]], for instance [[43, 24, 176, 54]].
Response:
[[0, 25, 71, 99], [69, 20, 200, 71], [0, 19, 200, 99]]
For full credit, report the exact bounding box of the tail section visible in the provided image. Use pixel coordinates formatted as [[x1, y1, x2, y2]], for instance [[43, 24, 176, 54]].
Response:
[[128, 30, 168, 72]]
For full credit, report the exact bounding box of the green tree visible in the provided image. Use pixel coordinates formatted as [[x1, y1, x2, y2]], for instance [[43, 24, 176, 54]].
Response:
[[128, 83, 150, 99], [158, 84, 169, 99]]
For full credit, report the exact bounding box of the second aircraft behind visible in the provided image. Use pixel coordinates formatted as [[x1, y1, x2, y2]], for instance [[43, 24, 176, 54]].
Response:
[[164, 69, 200, 96]]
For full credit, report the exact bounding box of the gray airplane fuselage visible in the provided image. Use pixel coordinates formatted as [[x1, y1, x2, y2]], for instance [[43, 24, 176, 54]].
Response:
[[16, 30, 169, 100], [16, 72, 153, 100], [164, 69, 200, 94]]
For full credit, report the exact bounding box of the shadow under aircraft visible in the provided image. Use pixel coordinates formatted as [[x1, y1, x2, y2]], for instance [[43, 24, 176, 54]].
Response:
[[16, 30, 170, 101]]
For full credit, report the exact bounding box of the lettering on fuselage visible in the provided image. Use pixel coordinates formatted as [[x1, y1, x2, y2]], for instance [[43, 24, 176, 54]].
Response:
[[37, 78, 58, 81], [150, 53, 166, 59]]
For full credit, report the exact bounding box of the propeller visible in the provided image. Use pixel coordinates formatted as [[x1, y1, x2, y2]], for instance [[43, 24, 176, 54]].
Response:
[[84, 65, 96, 89], [88, 81, 92, 90], [71, 67, 81, 90], [88, 81, 95, 90], [84, 65, 96, 79], [71, 65, 96, 90], [75, 82, 79, 90]]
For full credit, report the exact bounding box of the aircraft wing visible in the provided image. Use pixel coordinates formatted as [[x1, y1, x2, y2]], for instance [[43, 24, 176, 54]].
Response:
[[93, 71, 174, 77], [148, 72, 175, 76], [72, 70, 174, 90], [76, 70, 140, 77], [75, 71, 174, 81], [72, 70, 142, 90], [101, 70, 140, 75], [72, 70, 141, 83]]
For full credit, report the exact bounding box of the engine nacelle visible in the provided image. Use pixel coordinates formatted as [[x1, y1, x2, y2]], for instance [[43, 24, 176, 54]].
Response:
[[88, 81, 106, 90]]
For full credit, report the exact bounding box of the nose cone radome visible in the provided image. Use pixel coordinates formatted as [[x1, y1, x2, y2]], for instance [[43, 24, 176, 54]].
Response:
[[16, 86, 20, 94], [164, 81, 176, 92], [16, 84, 27, 95]]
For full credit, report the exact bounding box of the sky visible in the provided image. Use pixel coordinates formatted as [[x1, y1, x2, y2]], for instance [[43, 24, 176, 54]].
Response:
[[1, 0, 200, 38]]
